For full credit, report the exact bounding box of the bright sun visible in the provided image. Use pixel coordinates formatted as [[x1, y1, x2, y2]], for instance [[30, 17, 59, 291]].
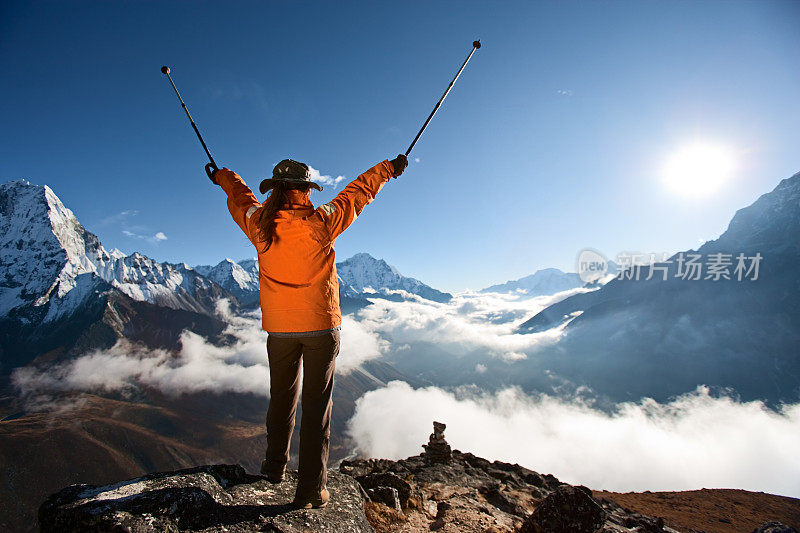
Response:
[[663, 142, 736, 197]]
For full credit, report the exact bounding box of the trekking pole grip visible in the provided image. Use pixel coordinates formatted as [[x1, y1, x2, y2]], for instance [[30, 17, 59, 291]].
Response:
[[205, 162, 219, 184]]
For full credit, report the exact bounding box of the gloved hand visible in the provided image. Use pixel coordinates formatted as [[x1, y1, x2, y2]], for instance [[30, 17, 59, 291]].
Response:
[[390, 154, 408, 178], [214, 167, 236, 185]]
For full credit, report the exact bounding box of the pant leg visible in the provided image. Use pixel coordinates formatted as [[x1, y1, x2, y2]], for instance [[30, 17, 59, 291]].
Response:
[[264, 335, 303, 475], [295, 329, 340, 499]]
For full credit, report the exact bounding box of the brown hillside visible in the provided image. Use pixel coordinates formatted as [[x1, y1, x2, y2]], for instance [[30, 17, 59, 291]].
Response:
[[593, 488, 800, 533]]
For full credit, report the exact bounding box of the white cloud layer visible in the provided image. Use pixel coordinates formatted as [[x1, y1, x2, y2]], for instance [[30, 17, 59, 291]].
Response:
[[14, 287, 799, 499], [12, 301, 385, 399], [346, 380, 800, 498], [13, 266, 584, 402], [353, 288, 589, 361]]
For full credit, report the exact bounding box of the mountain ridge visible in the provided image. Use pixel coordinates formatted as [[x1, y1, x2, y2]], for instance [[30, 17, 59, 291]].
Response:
[[513, 170, 800, 404], [481, 267, 584, 297], [336, 252, 452, 303], [192, 252, 453, 308], [0, 178, 453, 374], [0, 179, 227, 319]]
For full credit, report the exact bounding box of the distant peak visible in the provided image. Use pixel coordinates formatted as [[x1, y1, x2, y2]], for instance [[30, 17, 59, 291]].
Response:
[[1, 178, 45, 201], [348, 252, 376, 261], [237, 258, 257, 268], [1, 179, 74, 220], [341, 252, 400, 275], [534, 267, 566, 275], [1, 178, 32, 189], [774, 170, 800, 193], [108, 248, 127, 260]]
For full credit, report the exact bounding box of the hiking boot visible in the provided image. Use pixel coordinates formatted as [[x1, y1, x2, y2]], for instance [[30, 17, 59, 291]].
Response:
[[293, 487, 330, 509], [260, 460, 284, 484]]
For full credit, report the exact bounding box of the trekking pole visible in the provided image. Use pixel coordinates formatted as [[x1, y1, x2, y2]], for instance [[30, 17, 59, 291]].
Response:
[[160, 66, 220, 183], [405, 40, 481, 157]]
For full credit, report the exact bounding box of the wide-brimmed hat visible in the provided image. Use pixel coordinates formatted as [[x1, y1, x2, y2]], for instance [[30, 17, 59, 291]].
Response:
[[259, 159, 323, 194]]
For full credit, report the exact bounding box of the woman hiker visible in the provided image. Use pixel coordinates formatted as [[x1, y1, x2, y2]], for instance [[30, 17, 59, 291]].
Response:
[[214, 154, 408, 509]]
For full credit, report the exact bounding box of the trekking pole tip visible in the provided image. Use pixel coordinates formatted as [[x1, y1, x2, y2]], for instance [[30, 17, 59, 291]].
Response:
[[161, 66, 170, 75], [473, 40, 481, 49]]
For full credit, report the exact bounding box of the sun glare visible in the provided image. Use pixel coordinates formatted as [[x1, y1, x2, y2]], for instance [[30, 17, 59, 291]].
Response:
[[663, 142, 736, 197]]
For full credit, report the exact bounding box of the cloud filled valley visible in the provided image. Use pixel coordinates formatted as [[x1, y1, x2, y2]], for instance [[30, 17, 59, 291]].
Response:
[[11, 287, 585, 403], [12, 300, 387, 400], [3, 169, 800, 518], [11, 290, 800, 499], [345, 380, 800, 498]]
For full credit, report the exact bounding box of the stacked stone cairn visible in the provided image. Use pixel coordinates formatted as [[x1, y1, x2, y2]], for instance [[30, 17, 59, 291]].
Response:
[[422, 421, 452, 464]]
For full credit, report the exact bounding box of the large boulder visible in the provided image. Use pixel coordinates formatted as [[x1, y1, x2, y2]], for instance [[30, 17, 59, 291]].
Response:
[[38, 464, 373, 532], [520, 485, 606, 533], [356, 472, 412, 509]]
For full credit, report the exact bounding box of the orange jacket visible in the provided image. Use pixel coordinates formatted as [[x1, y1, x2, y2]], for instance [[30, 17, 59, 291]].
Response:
[[216, 160, 394, 332]]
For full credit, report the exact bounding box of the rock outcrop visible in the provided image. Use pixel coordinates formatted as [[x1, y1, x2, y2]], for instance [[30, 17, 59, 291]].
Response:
[[38, 464, 373, 532], [421, 420, 452, 464], [339, 423, 682, 532], [519, 485, 606, 533], [37, 423, 800, 532], [752, 522, 799, 533]]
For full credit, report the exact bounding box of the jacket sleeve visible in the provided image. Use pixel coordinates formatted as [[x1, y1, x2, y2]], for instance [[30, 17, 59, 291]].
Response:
[[313, 160, 394, 242], [216, 168, 261, 243]]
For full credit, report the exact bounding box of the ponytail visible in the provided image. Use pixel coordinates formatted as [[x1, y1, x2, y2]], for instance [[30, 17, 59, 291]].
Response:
[[256, 182, 312, 250]]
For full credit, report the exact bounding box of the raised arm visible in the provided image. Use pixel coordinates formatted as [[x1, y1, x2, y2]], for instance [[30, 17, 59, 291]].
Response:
[[215, 167, 261, 242], [313, 155, 407, 242]]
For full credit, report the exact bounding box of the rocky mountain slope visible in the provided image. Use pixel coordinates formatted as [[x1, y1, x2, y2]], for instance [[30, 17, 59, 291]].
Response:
[[37, 422, 800, 532], [0, 180, 234, 374], [38, 464, 372, 532], [0, 357, 422, 532], [194, 258, 260, 308], [514, 171, 800, 405], [0, 180, 226, 319]]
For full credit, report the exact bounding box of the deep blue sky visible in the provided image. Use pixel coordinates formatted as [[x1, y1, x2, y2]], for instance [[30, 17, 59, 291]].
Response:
[[2, 1, 798, 292]]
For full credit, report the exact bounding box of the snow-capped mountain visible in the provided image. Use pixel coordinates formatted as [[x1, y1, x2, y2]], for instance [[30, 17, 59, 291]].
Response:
[[481, 268, 584, 297], [0, 179, 235, 373], [191, 253, 453, 308], [482, 262, 619, 298], [0, 179, 452, 343], [0, 180, 225, 321], [336, 252, 452, 303], [194, 258, 259, 307], [236, 258, 258, 278]]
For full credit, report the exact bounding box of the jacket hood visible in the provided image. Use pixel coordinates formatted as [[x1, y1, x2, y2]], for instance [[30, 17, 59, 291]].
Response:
[[278, 189, 314, 211]]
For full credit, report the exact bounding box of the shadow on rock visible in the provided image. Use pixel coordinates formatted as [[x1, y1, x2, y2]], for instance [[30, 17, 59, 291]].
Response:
[[39, 464, 372, 532]]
